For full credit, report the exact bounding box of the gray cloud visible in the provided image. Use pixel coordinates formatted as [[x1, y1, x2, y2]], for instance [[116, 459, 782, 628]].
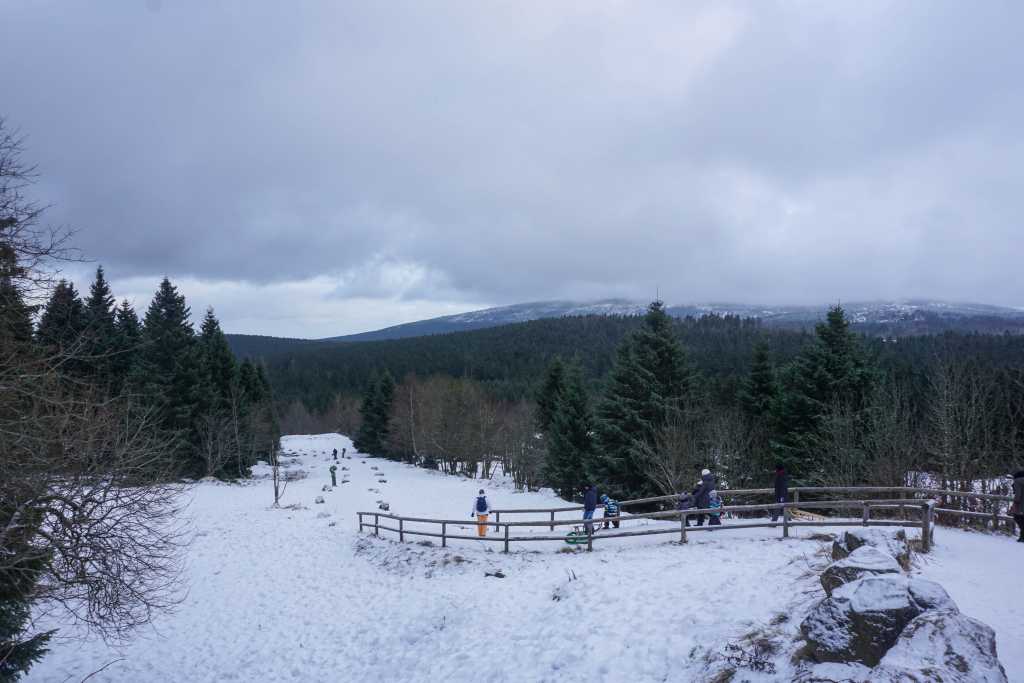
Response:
[[3, 1, 1023, 336]]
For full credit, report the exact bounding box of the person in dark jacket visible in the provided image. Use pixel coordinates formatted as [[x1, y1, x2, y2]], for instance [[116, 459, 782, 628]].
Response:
[[1011, 470, 1024, 543], [692, 469, 716, 526], [771, 464, 788, 522], [676, 490, 695, 526], [582, 485, 598, 534]]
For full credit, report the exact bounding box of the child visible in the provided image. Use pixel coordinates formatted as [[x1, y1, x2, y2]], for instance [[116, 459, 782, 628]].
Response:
[[708, 490, 723, 526], [600, 494, 621, 529]]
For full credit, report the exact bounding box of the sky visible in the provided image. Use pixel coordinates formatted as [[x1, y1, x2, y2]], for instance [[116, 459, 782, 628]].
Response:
[[2, 1, 1023, 338]]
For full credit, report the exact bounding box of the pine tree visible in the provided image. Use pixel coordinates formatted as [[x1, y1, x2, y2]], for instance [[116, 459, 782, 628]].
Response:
[[197, 307, 237, 415], [535, 357, 566, 434], [137, 277, 202, 474], [591, 301, 693, 499], [771, 305, 877, 482], [0, 506, 54, 682], [375, 370, 395, 455], [739, 341, 778, 419], [542, 362, 593, 499], [353, 377, 382, 455], [0, 244, 34, 344], [35, 280, 86, 354], [111, 299, 142, 389], [82, 266, 118, 378]]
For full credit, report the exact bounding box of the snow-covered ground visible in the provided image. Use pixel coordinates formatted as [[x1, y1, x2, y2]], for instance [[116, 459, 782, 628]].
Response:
[[28, 434, 1023, 682]]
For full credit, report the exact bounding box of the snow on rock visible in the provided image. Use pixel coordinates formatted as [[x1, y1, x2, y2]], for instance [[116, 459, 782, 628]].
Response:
[[821, 546, 902, 596], [801, 575, 954, 666], [876, 611, 1008, 682], [832, 529, 911, 569]]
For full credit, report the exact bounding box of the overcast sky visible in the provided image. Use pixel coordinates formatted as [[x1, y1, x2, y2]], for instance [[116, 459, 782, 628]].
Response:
[[2, 1, 1023, 337]]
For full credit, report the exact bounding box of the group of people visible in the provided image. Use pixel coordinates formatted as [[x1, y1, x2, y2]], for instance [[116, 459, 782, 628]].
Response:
[[674, 468, 724, 526]]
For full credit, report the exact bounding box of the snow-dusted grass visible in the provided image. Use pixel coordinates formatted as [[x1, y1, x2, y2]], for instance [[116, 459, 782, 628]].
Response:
[[27, 434, 1023, 682]]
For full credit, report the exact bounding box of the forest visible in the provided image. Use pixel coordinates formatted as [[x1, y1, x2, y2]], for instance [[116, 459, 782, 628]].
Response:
[[262, 302, 1024, 505]]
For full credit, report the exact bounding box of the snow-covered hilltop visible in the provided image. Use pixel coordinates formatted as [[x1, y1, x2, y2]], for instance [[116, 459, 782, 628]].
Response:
[[329, 299, 1024, 342], [29, 434, 1022, 683]]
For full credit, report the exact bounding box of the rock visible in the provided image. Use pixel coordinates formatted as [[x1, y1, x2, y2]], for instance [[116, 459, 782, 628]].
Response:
[[802, 662, 873, 682], [801, 576, 956, 666], [844, 529, 911, 569], [875, 611, 1008, 683], [316, 511, 331, 519], [821, 546, 901, 596], [314, 495, 325, 504]]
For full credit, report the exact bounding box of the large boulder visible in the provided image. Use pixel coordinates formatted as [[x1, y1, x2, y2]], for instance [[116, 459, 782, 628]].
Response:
[[801, 576, 956, 666], [875, 611, 1008, 682], [831, 529, 911, 569], [821, 546, 902, 596]]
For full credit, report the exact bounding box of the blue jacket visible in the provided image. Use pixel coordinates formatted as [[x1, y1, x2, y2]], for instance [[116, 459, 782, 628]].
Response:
[[583, 488, 598, 512], [602, 497, 620, 516]]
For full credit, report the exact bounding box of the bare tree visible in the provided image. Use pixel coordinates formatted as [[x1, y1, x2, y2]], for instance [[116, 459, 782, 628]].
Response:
[[640, 405, 707, 496], [197, 412, 235, 478]]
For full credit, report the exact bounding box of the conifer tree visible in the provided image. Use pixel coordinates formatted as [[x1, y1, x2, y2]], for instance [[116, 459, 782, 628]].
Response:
[[542, 361, 593, 499], [111, 299, 142, 388], [771, 305, 877, 482], [197, 307, 237, 414], [535, 357, 566, 434], [353, 377, 382, 455], [592, 301, 693, 499], [739, 341, 778, 419], [137, 277, 202, 473], [35, 280, 86, 354], [0, 244, 34, 344], [375, 370, 395, 455], [83, 266, 117, 378]]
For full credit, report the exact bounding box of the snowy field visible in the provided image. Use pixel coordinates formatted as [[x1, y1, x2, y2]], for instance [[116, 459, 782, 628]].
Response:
[[28, 434, 1023, 682]]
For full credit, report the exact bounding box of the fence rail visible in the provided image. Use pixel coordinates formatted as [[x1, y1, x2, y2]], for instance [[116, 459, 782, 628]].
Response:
[[358, 491, 944, 553]]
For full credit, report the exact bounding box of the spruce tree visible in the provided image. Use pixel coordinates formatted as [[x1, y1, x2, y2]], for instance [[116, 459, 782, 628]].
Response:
[[0, 244, 33, 344], [771, 305, 877, 482], [35, 280, 86, 354], [739, 341, 778, 419], [353, 377, 382, 455], [83, 266, 118, 378], [535, 357, 566, 434], [197, 307, 237, 414], [591, 301, 693, 499], [111, 299, 142, 389], [374, 370, 396, 456], [542, 362, 593, 499], [137, 277, 202, 474]]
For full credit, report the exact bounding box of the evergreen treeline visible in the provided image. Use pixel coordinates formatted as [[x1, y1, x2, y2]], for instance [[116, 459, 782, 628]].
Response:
[[321, 302, 1024, 505], [32, 268, 279, 478]]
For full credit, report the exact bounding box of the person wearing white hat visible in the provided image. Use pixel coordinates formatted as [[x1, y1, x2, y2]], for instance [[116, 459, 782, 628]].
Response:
[[692, 468, 717, 526]]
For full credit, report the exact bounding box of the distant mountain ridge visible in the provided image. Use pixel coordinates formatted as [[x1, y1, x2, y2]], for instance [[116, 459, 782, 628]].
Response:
[[326, 298, 1024, 342]]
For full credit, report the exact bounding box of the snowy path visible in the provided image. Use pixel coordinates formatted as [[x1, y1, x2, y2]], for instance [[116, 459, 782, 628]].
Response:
[[27, 434, 1023, 682]]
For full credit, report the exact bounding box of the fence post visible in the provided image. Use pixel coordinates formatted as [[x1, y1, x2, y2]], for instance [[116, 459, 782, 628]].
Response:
[[504, 524, 510, 553], [793, 489, 800, 505], [399, 518, 404, 543], [550, 510, 555, 532], [921, 501, 933, 553], [587, 526, 593, 552], [442, 522, 447, 548], [862, 502, 870, 527], [494, 511, 500, 532], [358, 512, 363, 533], [991, 500, 1000, 532], [900, 490, 907, 521], [374, 513, 379, 537], [782, 505, 789, 538]]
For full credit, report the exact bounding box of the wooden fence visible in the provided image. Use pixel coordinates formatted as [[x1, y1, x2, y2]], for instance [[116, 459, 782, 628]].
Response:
[[356, 486, 1017, 553], [357, 496, 938, 553]]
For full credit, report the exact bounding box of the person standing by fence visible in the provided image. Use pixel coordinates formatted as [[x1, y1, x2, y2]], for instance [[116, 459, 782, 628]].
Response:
[[1012, 470, 1024, 543], [692, 469, 716, 526], [600, 494, 621, 529], [771, 464, 788, 522], [471, 489, 490, 537], [582, 484, 598, 534]]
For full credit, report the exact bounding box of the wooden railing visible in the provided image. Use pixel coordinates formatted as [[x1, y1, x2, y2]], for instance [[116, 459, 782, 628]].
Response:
[[490, 485, 1015, 531], [357, 497, 938, 553]]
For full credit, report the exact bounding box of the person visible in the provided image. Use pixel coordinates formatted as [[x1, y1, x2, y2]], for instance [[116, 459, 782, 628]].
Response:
[[342, 447, 347, 459], [708, 490, 723, 526], [1011, 470, 1024, 543], [676, 489, 696, 526], [582, 484, 598, 534], [771, 464, 788, 522], [471, 489, 490, 538], [332, 448, 338, 460], [692, 468, 717, 526], [600, 494, 621, 529]]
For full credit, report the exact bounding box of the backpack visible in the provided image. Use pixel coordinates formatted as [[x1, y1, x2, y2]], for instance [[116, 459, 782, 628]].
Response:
[[476, 496, 488, 513], [709, 491, 722, 515]]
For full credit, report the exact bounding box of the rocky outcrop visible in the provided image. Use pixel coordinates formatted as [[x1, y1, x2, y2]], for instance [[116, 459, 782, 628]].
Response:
[[820, 546, 901, 596], [801, 575, 955, 666], [875, 610, 1008, 682], [831, 529, 911, 569]]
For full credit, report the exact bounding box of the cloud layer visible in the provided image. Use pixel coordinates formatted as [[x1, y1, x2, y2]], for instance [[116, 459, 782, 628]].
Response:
[[2, 1, 1022, 336]]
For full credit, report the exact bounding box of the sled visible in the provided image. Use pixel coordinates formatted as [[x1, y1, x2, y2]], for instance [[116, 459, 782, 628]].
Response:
[[790, 508, 827, 521], [564, 525, 594, 545]]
